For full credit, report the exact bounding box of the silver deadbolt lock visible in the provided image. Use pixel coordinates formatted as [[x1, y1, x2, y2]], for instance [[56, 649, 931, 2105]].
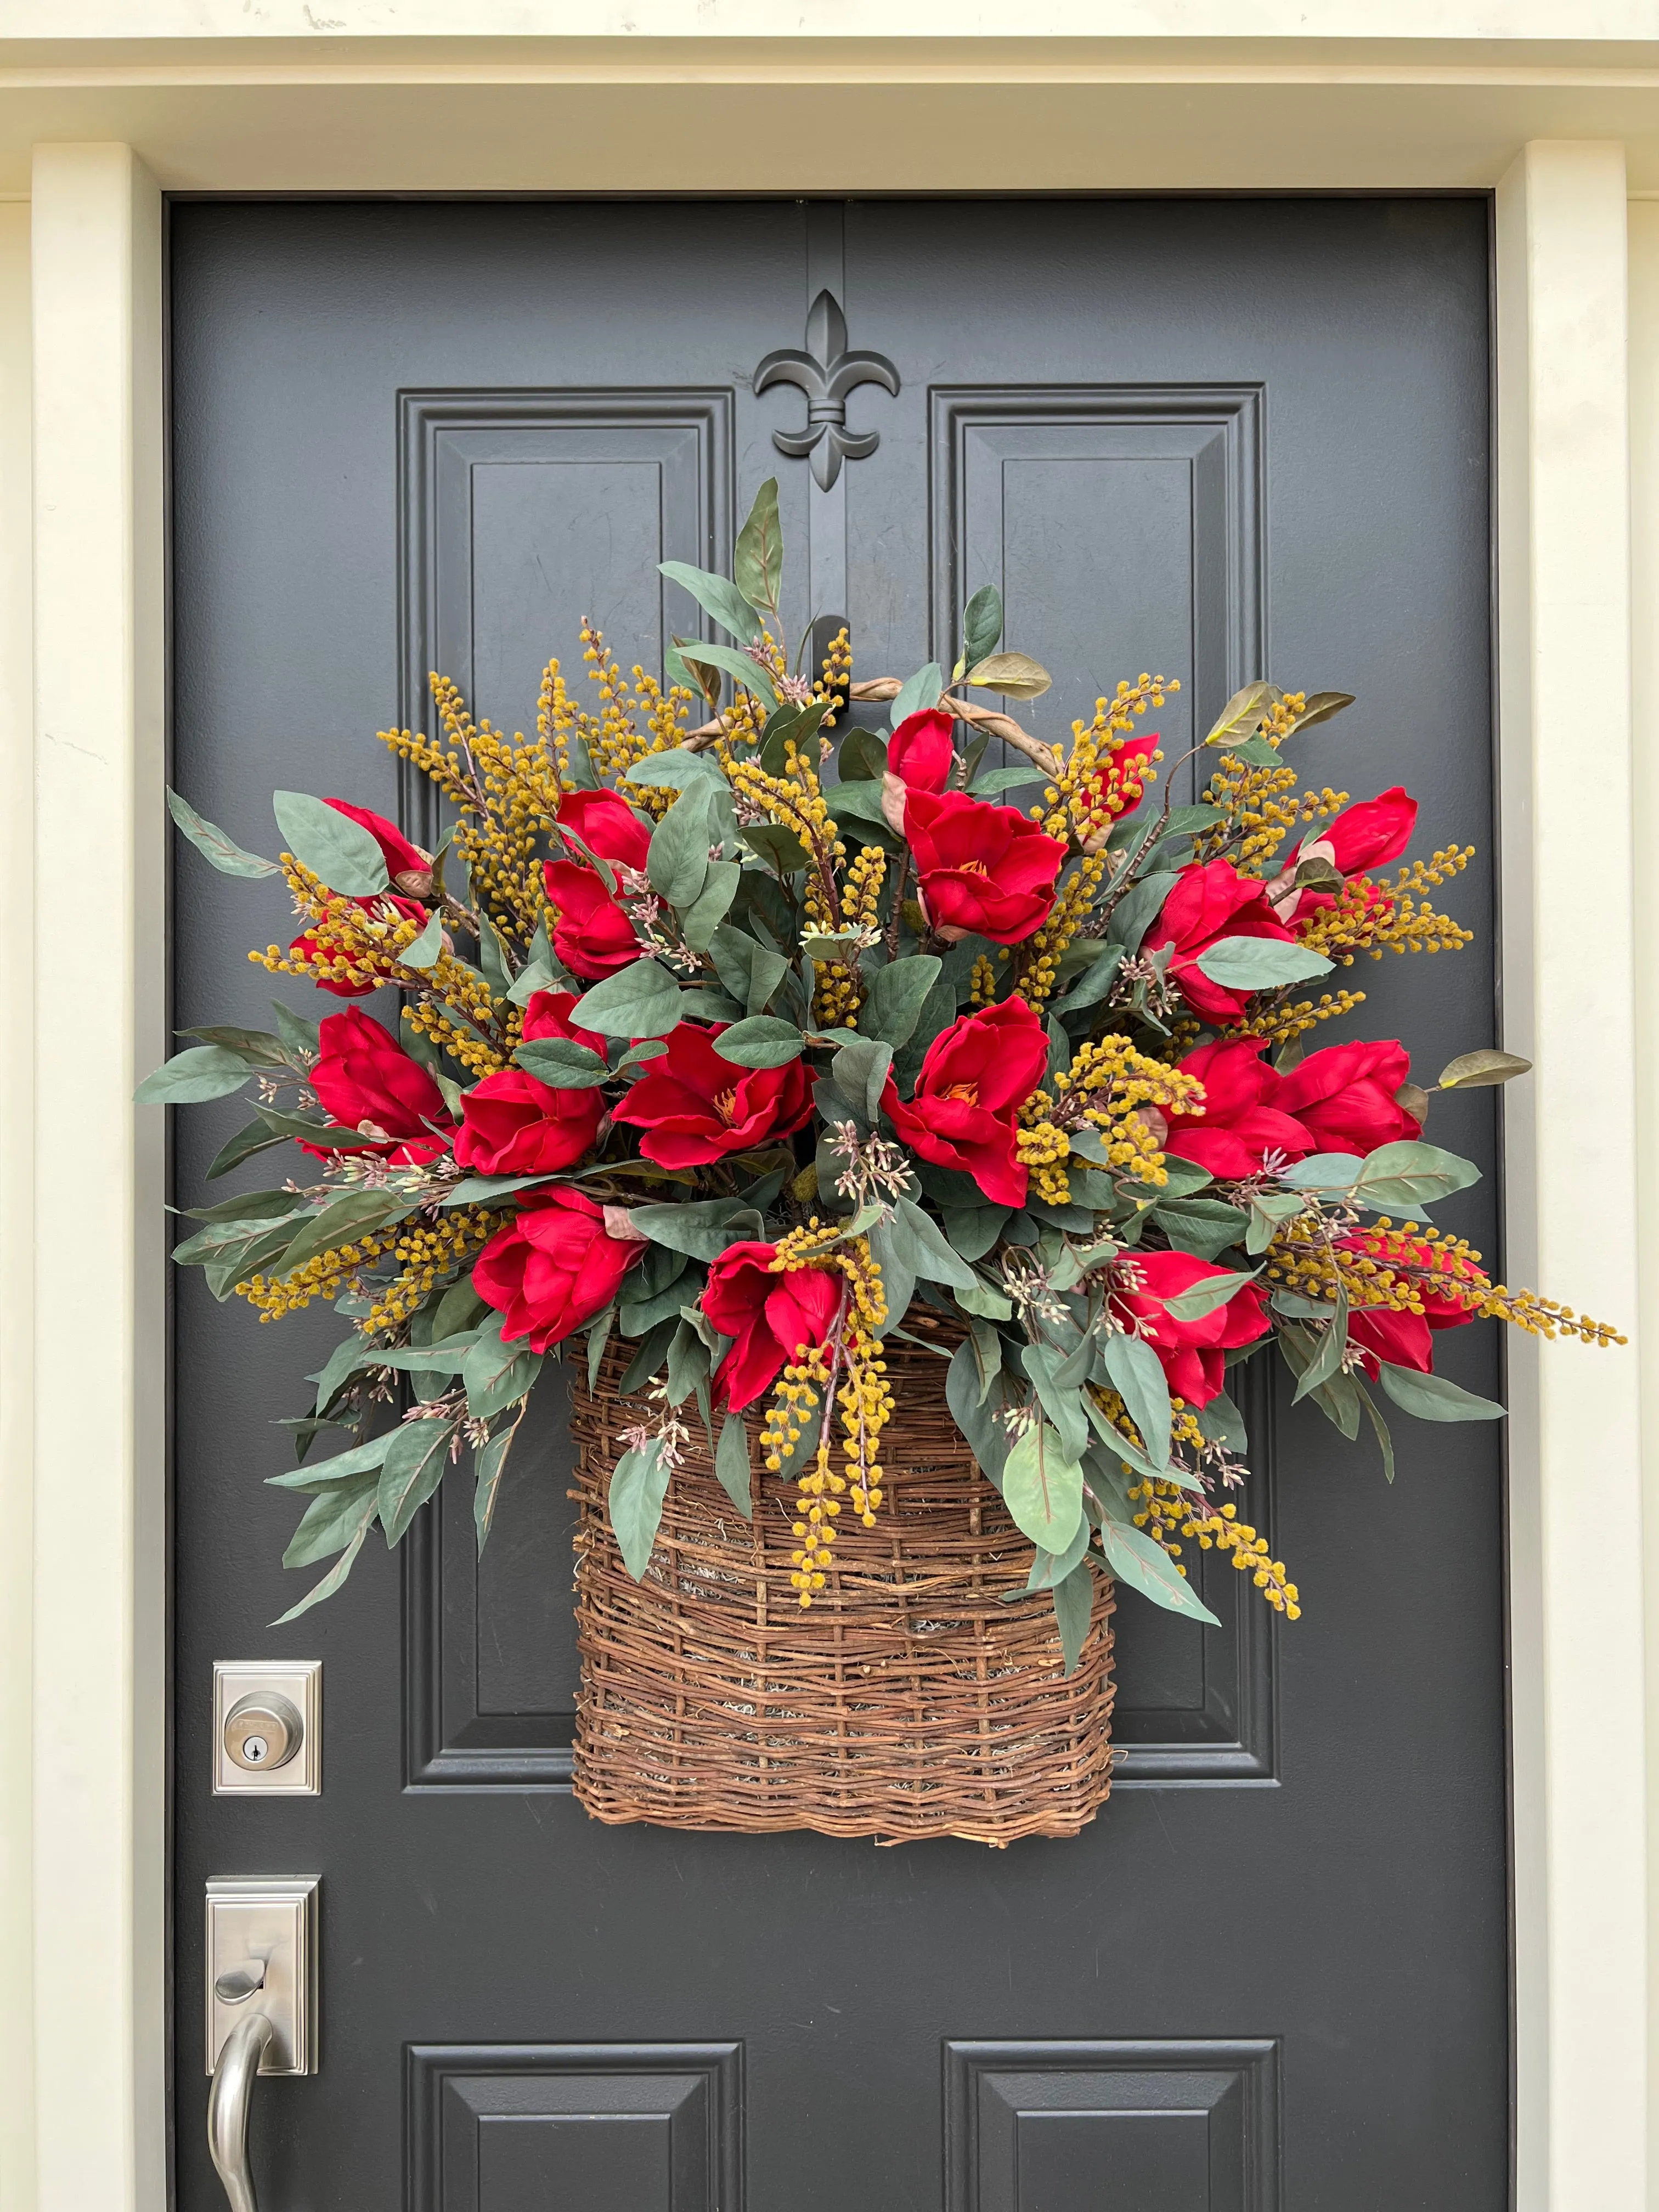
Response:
[[224, 1692, 303, 1771], [213, 1661, 321, 1795]]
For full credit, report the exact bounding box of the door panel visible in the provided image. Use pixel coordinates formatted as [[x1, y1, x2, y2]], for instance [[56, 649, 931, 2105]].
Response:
[[171, 195, 1503, 2211]]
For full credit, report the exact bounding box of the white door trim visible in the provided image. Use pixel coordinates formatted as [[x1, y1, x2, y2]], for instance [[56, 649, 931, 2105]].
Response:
[[10, 120, 1650, 2212]]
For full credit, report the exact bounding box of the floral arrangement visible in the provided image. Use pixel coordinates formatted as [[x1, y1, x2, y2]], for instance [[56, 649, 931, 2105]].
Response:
[[146, 480, 1621, 1657]]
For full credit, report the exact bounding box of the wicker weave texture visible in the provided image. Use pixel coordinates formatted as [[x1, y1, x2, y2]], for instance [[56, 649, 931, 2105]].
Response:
[[569, 1323, 1116, 1845]]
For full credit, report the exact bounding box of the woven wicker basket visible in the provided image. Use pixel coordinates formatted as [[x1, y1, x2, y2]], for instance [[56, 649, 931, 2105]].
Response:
[[568, 1313, 1116, 1846]]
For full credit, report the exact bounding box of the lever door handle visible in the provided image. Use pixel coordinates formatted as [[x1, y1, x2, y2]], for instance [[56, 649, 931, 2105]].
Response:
[[207, 2008, 276, 2212]]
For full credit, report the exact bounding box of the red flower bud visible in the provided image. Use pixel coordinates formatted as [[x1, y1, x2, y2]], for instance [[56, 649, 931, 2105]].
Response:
[[1113, 1250, 1268, 1408], [472, 1188, 646, 1352], [298, 1006, 453, 1165], [887, 708, 956, 794], [702, 1242, 842, 1411]]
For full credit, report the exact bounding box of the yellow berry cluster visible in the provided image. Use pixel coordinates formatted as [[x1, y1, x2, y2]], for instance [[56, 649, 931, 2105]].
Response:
[[968, 953, 998, 1009], [1225, 987, 1368, 1050], [252, 859, 420, 997], [1034, 675, 1175, 848], [238, 1229, 396, 1321], [1020, 852, 1108, 1010], [1014, 1102, 1073, 1205], [1044, 1034, 1205, 1185], [812, 624, 853, 728], [1131, 1479, 1301, 1619], [1294, 848, 1476, 964], [360, 1207, 501, 1334]]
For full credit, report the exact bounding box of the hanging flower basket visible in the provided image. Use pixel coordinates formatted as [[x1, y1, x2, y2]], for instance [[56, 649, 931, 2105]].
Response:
[[569, 1316, 1116, 1844]]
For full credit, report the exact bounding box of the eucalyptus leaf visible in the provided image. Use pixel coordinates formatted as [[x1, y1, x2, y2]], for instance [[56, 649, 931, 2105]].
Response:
[[620, 746, 724, 791], [571, 958, 687, 1040], [378, 1416, 459, 1544], [733, 476, 783, 619], [888, 1196, 977, 1289], [657, 558, 763, 642], [1099, 1332, 1172, 1470], [1026, 1514, 1093, 1590], [712, 1015, 804, 1068], [1377, 1363, 1506, 1422], [136, 1045, 253, 1105], [626, 1197, 764, 1263], [473, 1412, 524, 1554], [888, 662, 945, 728], [648, 781, 715, 907], [399, 907, 445, 970], [1286, 689, 1356, 732], [860, 955, 943, 1049], [609, 1440, 673, 1581], [714, 1412, 755, 1519], [1291, 1289, 1350, 1405], [1051, 1560, 1096, 1677], [939, 1205, 1009, 1263], [1052, 945, 1126, 1016], [515, 1036, 610, 1088], [663, 637, 777, 713], [1161, 1268, 1259, 1324], [1094, 1513, 1221, 1624], [682, 861, 741, 952], [167, 786, 281, 878], [1193, 936, 1334, 990], [961, 583, 1003, 670], [282, 1472, 380, 1568], [264, 1432, 392, 1491], [461, 1327, 543, 1421], [1109, 872, 1180, 956], [1002, 1421, 1084, 1553], [272, 1521, 374, 1623], [205, 1118, 289, 1181], [946, 1339, 1011, 1485], [1353, 1139, 1480, 1211], [272, 789, 389, 898]]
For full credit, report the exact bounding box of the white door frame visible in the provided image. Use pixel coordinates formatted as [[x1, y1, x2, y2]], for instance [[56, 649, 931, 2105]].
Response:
[[4, 58, 1652, 2212]]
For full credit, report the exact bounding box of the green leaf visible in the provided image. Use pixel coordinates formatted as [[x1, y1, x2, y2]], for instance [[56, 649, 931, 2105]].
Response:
[[167, 787, 282, 878], [253, 1104, 386, 1151], [866, 1214, 916, 1336], [400, 907, 444, 970], [276, 1190, 415, 1275], [621, 746, 724, 791], [1203, 680, 1277, 747], [377, 1417, 458, 1544], [264, 1432, 393, 1492], [1193, 936, 1334, 990], [888, 662, 945, 729], [176, 1023, 290, 1068], [204, 1117, 288, 1181], [282, 1470, 380, 1568], [272, 999, 320, 1059], [135, 1045, 252, 1105], [515, 1036, 610, 1088], [939, 1205, 1008, 1263], [1026, 1512, 1093, 1590], [1155, 1196, 1252, 1262], [682, 861, 741, 952], [473, 1412, 524, 1554], [887, 1197, 977, 1289], [836, 727, 888, 782], [714, 1412, 755, 1519], [1246, 1189, 1305, 1254], [571, 958, 687, 1040], [1002, 1421, 1084, 1553], [272, 789, 390, 898], [1291, 1288, 1350, 1406], [461, 1327, 543, 1420], [658, 558, 763, 643], [860, 955, 943, 1049], [709, 1015, 803, 1068], [952, 1276, 1013, 1321], [1094, 1513, 1221, 1624], [733, 476, 783, 619], [946, 1339, 1011, 1485], [742, 821, 813, 874], [440, 1171, 563, 1208], [1099, 1332, 1172, 1470], [1438, 1047, 1532, 1090], [963, 651, 1051, 701], [1195, 1386, 1249, 1457], [620, 1264, 696, 1339], [708, 924, 792, 1017], [662, 637, 777, 713], [1353, 1139, 1481, 1211], [1161, 1267, 1259, 1323], [1109, 871, 1180, 956], [608, 1440, 673, 1581], [1222, 733, 1282, 769], [586, 1307, 615, 1391], [171, 1208, 303, 1268], [272, 1521, 373, 1624], [1353, 1379, 1397, 1482], [1279, 1151, 1364, 1191], [1051, 1560, 1096, 1676], [832, 1034, 893, 1124], [968, 766, 1044, 798], [625, 1197, 763, 1262], [820, 778, 890, 832], [1285, 689, 1356, 733], [961, 583, 1003, 670], [647, 781, 715, 907], [1051, 945, 1125, 1017], [1378, 1363, 1506, 1422]]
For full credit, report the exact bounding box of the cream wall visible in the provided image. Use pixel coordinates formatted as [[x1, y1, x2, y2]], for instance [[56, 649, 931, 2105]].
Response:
[[3, 15, 1659, 2212]]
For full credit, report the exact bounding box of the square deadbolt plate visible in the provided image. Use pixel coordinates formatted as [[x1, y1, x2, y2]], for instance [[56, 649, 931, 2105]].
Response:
[[213, 1660, 321, 1795], [205, 1875, 319, 2075]]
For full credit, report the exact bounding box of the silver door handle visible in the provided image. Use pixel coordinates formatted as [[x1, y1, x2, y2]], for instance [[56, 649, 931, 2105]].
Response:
[[208, 2007, 276, 2212]]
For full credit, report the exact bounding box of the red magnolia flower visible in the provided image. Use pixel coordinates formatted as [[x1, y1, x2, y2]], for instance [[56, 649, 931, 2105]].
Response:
[[611, 1022, 814, 1168], [1269, 787, 1417, 921], [1080, 731, 1160, 852], [300, 1005, 452, 1165], [472, 1188, 645, 1352], [555, 787, 652, 872], [1275, 1039, 1421, 1158], [542, 858, 642, 979], [702, 1242, 842, 1411], [880, 996, 1049, 1207], [1160, 1038, 1313, 1178], [521, 988, 607, 1057], [454, 1070, 601, 1176], [904, 788, 1066, 945], [289, 799, 433, 998], [1114, 1249, 1269, 1408], [1144, 859, 1299, 1022], [888, 708, 956, 793]]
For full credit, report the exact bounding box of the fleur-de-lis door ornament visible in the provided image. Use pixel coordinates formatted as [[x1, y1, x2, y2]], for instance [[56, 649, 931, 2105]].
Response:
[[754, 288, 901, 491]]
